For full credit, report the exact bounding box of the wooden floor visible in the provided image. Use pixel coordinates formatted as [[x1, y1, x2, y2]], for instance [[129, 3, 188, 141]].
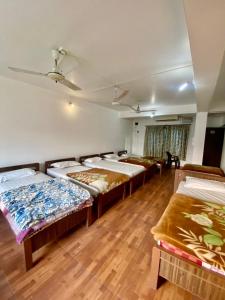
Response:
[[0, 169, 195, 300]]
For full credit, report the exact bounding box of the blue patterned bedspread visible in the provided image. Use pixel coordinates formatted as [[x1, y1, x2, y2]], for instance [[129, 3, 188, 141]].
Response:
[[0, 178, 93, 243]]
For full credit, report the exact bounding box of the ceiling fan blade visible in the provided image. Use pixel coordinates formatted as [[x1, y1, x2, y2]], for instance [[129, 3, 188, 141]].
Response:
[[119, 103, 137, 112], [116, 90, 129, 100], [139, 109, 156, 113], [59, 78, 81, 91], [8, 67, 47, 76]]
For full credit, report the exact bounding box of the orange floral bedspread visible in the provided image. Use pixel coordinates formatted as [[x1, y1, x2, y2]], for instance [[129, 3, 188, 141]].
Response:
[[152, 193, 225, 272], [67, 168, 129, 194], [182, 164, 225, 177], [119, 157, 156, 169], [143, 156, 165, 165]]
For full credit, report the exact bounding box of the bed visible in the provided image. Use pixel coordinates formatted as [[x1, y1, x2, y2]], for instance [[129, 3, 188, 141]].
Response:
[[117, 150, 165, 176], [80, 154, 146, 194], [174, 168, 225, 193], [182, 163, 225, 177], [0, 163, 93, 271], [101, 152, 157, 181], [45, 157, 129, 218], [150, 168, 225, 300], [118, 157, 157, 181], [100, 151, 124, 162]]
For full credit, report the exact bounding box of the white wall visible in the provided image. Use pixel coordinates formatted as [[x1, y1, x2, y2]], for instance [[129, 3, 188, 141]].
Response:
[[0, 76, 132, 168], [130, 117, 195, 165], [191, 112, 208, 164]]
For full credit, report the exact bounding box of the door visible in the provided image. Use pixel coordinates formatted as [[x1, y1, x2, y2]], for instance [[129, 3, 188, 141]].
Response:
[[203, 127, 224, 167]]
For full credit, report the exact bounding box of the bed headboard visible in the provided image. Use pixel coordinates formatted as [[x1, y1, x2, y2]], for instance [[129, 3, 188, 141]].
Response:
[[100, 152, 114, 158], [118, 150, 127, 156], [174, 169, 225, 193], [79, 154, 100, 163], [44, 157, 76, 173], [0, 163, 40, 173]]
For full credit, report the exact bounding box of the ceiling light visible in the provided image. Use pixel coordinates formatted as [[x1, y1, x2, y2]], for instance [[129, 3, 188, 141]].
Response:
[[178, 82, 188, 92]]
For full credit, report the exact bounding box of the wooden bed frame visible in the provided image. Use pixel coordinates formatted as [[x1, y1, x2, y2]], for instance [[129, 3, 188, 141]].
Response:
[[0, 163, 92, 271], [144, 164, 157, 182], [79, 153, 146, 195], [100, 151, 114, 158], [117, 150, 127, 156], [150, 168, 225, 300], [45, 157, 127, 219]]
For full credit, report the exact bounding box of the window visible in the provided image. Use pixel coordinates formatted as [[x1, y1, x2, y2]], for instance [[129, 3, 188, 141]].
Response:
[[144, 125, 190, 160]]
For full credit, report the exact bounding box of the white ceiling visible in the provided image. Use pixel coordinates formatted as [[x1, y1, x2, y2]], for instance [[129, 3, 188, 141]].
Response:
[[0, 0, 196, 111], [184, 0, 225, 112]]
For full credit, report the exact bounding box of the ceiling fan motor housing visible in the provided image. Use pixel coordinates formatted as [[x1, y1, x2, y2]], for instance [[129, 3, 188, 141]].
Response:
[[47, 72, 64, 82]]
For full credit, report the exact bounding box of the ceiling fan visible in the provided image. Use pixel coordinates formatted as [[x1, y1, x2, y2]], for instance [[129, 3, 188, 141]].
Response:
[[112, 101, 156, 114], [112, 86, 129, 101], [8, 48, 81, 91], [111, 86, 155, 114]]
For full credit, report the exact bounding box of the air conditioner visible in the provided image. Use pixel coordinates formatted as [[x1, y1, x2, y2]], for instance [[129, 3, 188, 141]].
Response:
[[154, 115, 179, 122], [180, 117, 193, 124]]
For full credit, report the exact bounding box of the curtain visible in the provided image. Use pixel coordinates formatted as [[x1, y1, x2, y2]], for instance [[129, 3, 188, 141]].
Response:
[[144, 126, 165, 158], [144, 125, 190, 160]]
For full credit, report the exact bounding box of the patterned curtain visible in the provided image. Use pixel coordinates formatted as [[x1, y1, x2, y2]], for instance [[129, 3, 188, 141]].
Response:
[[144, 125, 190, 160], [144, 126, 165, 158]]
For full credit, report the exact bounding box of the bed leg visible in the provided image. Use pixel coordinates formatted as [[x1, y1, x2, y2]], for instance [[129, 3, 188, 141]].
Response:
[[97, 196, 103, 218], [122, 184, 126, 200], [150, 246, 163, 290], [160, 165, 162, 177], [24, 238, 33, 271], [86, 206, 92, 227], [143, 173, 146, 185], [129, 181, 132, 196]]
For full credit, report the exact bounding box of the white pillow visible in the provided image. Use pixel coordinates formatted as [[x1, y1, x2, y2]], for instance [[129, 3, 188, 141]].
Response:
[[104, 154, 119, 159], [0, 168, 36, 183], [121, 154, 128, 157], [184, 176, 225, 193], [84, 157, 102, 163], [51, 161, 81, 168]]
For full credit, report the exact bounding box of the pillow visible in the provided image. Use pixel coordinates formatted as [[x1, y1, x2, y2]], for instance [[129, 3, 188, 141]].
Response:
[[0, 168, 36, 183], [184, 176, 225, 193], [104, 154, 119, 159], [84, 157, 102, 163], [51, 161, 81, 168], [121, 154, 128, 157]]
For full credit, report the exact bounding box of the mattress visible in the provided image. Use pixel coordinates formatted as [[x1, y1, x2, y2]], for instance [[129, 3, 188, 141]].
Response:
[[83, 160, 145, 177], [0, 172, 50, 193], [177, 181, 225, 205], [152, 193, 225, 277], [105, 156, 161, 169], [0, 176, 92, 243], [47, 166, 99, 196]]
